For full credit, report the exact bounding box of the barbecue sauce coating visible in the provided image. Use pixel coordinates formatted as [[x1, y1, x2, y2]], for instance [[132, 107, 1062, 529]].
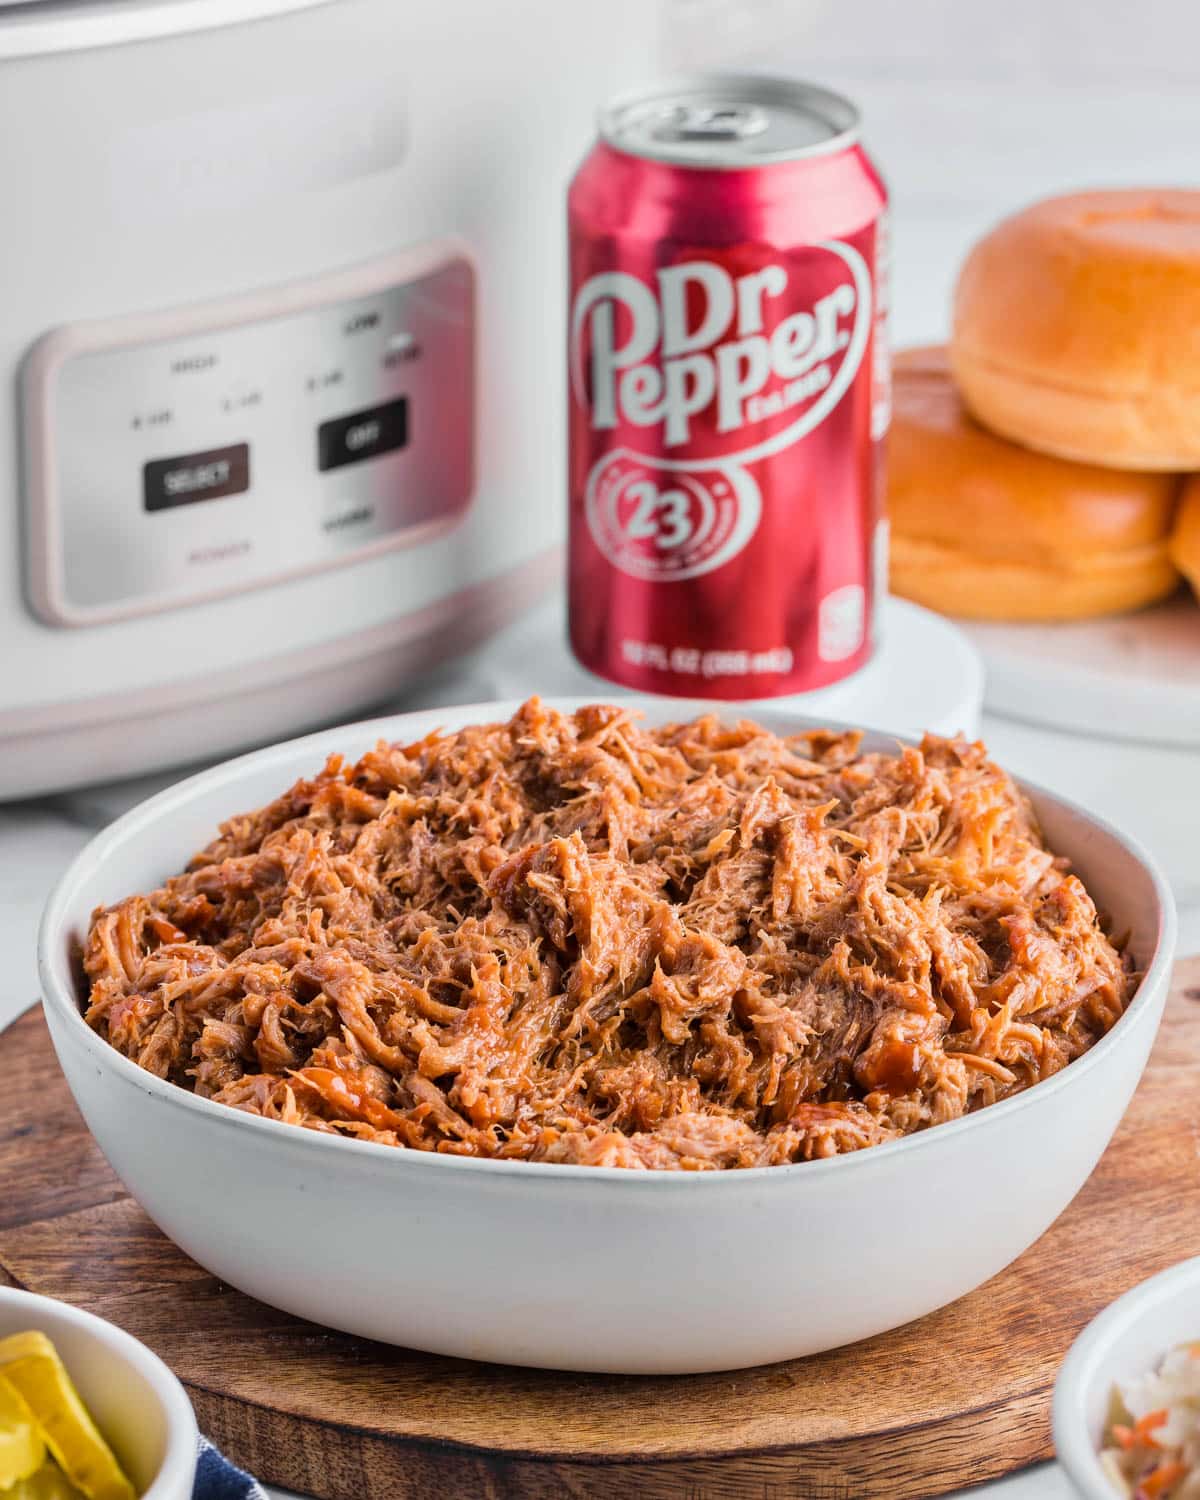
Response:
[[83, 700, 1133, 1170]]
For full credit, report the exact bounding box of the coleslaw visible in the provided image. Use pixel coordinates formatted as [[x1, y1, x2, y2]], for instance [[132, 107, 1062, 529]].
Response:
[[1101, 1344, 1200, 1499]]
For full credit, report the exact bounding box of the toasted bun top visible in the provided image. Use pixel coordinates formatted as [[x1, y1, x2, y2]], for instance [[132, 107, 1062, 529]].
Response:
[[950, 189, 1200, 399], [889, 346, 1179, 565]]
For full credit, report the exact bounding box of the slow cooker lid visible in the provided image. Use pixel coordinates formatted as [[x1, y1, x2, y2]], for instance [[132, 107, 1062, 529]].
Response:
[[0, 0, 338, 58]]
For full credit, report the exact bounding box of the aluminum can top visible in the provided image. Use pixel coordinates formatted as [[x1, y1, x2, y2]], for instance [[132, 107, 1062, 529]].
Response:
[[598, 73, 861, 170]]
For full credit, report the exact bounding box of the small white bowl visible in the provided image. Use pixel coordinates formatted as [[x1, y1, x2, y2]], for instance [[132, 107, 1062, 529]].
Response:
[[0, 1286, 197, 1499], [38, 697, 1178, 1373], [1055, 1258, 1200, 1499]]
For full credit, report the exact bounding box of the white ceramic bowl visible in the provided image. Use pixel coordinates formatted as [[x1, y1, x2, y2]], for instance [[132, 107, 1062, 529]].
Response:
[[1055, 1258, 1200, 1499], [0, 1286, 197, 1499], [38, 697, 1177, 1374]]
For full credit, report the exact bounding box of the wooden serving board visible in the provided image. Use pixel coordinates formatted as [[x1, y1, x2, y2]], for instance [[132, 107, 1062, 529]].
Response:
[[4, 965, 1200, 1500]]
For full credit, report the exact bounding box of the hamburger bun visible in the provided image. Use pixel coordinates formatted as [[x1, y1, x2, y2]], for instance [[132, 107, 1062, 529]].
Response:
[[1170, 473, 1200, 601], [951, 189, 1200, 469], [888, 346, 1181, 621]]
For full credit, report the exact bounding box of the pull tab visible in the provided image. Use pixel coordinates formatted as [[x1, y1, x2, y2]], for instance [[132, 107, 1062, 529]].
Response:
[[652, 102, 770, 143]]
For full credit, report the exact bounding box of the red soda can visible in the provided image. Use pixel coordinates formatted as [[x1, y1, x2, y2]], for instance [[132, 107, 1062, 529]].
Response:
[[568, 75, 889, 698]]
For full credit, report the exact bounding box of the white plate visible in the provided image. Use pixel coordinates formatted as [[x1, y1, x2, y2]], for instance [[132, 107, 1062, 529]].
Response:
[[445, 590, 985, 740], [965, 593, 1200, 746]]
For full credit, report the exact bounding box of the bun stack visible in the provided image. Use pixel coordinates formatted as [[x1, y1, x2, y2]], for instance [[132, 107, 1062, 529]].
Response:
[[889, 189, 1200, 621]]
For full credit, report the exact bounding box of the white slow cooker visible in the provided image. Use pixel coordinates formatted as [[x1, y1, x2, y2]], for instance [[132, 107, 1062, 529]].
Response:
[[0, 0, 666, 796]]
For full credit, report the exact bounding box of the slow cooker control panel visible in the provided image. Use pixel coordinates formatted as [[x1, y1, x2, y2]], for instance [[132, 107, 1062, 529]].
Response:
[[23, 243, 475, 626]]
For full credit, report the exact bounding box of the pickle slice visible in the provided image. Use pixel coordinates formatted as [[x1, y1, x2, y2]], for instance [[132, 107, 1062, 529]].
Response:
[[0, 1335, 134, 1500], [7, 1460, 86, 1500], [0, 1337, 55, 1370], [0, 1374, 46, 1489]]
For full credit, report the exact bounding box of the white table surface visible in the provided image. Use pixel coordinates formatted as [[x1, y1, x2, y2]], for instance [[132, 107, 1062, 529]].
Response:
[[2, 598, 1193, 1499]]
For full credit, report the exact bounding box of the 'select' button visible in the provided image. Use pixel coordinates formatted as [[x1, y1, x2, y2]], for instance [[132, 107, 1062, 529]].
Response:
[[318, 397, 408, 472], [144, 443, 250, 512]]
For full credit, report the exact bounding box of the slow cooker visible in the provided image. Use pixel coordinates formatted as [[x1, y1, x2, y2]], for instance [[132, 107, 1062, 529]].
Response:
[[0, 0, 662, 796]]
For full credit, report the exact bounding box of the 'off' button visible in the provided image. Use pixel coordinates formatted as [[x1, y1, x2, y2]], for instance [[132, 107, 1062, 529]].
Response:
[[317, 397, 408, 472]]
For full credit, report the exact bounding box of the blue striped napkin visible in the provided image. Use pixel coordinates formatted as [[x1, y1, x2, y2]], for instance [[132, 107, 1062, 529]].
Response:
[[194, 1436, 269, 1500]]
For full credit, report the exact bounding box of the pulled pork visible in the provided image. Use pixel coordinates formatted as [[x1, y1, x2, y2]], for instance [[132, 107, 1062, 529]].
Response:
[[83, 699, 1133, 1170]]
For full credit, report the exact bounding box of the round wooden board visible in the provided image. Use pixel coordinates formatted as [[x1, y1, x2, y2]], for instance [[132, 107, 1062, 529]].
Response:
[[4, 969, 1200, 1500]]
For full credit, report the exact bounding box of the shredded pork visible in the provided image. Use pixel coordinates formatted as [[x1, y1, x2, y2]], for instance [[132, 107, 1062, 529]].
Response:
[[82, 700, 1133, 1169]]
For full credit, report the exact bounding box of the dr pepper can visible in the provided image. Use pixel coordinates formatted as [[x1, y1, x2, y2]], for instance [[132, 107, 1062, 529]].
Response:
[[568, 75, 889, 698]]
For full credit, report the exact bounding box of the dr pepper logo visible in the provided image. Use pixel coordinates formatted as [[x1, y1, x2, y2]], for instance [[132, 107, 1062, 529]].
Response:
[[570, 241, 872, 461]]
